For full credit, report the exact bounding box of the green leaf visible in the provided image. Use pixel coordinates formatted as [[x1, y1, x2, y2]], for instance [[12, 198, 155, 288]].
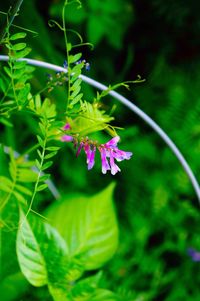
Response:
[[71, 78, 82, 91], [41, 161, 53, 171], [37, 135, 44, 147], [69, 93, 83, 107], [10, 32, 27, 40], [37, 149, 43, 159], [17, 83, 31, 104], [39, 174, 50, 182], [44, 151, 57, 160], [12, 43, 27, 51], [70, 85, 81, 99], [4, 66, 12, 77], [45, 183, 118, 270], [71, 272, 102, 299], [0, 77, 8, 93], [0, 117, 13, 127], [16, 210, 68, 287], [13, 190, 27, 204], [17, 169, 38, 182], [69, 53, 82, 64], [92, 289, 118, 301], [46, 146, 60, 151], [13, 61, 27, 69], [14, 47, 31, 59], [16, 184, 32, 196], [37, 183, 48, 192]]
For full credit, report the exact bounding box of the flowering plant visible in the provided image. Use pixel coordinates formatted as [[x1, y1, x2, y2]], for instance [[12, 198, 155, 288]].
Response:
[[0, 1, 141, 300]]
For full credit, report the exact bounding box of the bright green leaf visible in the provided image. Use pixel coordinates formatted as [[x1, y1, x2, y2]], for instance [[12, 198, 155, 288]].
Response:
[[10, 32, 27, 40], [12, 43, 27, 51], [37, 183, 48, 192], [16, 210, 68, 287], [45, 183, 118, 270]]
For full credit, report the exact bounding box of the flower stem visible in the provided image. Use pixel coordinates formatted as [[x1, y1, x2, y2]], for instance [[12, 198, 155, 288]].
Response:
[[0, 0, 24, 43]]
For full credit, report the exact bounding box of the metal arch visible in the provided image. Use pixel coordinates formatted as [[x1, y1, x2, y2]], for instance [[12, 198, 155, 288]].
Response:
[[0, 55, 200, 202]]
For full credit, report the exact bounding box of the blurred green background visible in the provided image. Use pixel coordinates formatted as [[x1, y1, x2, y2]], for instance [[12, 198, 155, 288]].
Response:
[[1, 0, 200, 300]]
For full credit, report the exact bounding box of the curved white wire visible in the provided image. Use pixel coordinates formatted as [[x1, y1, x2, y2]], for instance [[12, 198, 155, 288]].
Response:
[[0, 55, 200, 202]]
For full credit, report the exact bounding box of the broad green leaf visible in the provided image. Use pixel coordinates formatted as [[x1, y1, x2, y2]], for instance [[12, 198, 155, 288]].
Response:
[[16, 210, 68, 287], [0, 198, 19, 280], [71, 272, 102, 300], [10, 32, 27, 40], [45, 183, 118, 270]]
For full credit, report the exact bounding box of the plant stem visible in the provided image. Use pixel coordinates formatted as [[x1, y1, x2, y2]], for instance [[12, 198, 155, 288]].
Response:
[[0, 0, 24, 43], [62, 1, 71, 112]]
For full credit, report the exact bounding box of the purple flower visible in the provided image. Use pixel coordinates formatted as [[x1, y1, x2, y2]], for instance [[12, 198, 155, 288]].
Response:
[[187, 248, 200, 262], [88, 146, 96, 170], [61, 135, 74, 142], [76, 142, 84, 157], [63, 123, 71, 130], [99, 136, 132, 175], [100, 147, 111, 174], [61, 133, 132, 175]]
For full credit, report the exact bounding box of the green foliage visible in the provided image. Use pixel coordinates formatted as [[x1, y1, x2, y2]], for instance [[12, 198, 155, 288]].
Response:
[[1, 0, 200, 300], [0, 31, 33, 117], [16, 183, 118, 300], [50, 0, 133, 49], [45, 183, 118, 270], [17, 210, 68, 287]]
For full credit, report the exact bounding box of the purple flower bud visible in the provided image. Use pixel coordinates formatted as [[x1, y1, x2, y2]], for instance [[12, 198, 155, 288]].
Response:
[[63, 60, 68, 68], [187, 248, 200, 262], [61, 135, 74, 142], [63, 123, 71, 130], [85, 62, 90, 71]]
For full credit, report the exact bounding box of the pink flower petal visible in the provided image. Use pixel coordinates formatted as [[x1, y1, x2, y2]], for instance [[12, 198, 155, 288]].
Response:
[[63, 123, 71, 130], [100, 147, 110, 174], [104, 136, 120, 148], [88, 146, 96, 170], [113, 150, 133, 161], [61, 135, 74, 142], [109, 151, 121, 175]]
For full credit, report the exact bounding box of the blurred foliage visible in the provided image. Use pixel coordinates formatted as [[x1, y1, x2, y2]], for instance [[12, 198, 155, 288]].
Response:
[[1, 0, 200, 300]]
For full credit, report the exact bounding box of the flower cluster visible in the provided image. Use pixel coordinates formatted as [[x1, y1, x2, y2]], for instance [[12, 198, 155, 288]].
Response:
[[61, 124, 132, 175], [187, 248, 200, 262]]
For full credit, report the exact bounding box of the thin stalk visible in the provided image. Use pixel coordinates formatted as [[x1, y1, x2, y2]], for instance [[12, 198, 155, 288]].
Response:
[[62, 1, 70, 111], [0, 0, 24, 43]]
